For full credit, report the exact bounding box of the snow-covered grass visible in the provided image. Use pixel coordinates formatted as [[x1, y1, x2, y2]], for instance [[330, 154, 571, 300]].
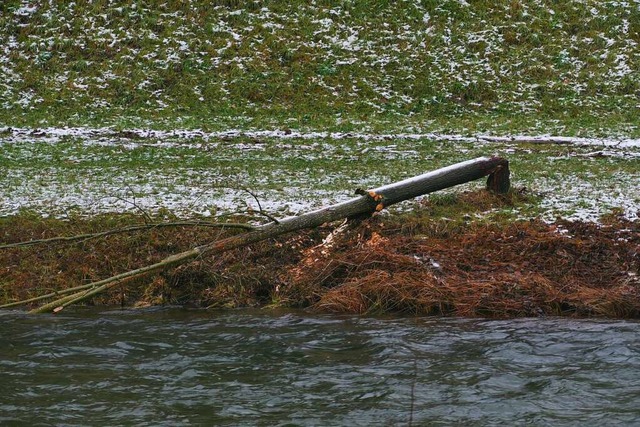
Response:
[[1, 127, 638, 222], [1, 1, 638, 222], [1, 0, 639, 135]]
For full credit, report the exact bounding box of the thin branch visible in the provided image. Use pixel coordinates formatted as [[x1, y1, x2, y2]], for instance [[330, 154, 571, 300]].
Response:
[[245, 202, 282, 224], [242, 186, 264, 211], [114, 187, 153, 223], [408, 356, 418, 427], [0, 221, 254, 250], [241, 187, 280, 224], [0, 282, 101, 308], [30, 248, 202, 314]]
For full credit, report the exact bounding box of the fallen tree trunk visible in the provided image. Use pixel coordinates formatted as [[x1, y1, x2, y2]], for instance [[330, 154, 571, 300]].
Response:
[[29, 156, 509, 314]]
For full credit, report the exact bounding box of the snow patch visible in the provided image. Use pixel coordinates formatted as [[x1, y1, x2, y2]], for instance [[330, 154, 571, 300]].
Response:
[[1, 126, 639, 148]]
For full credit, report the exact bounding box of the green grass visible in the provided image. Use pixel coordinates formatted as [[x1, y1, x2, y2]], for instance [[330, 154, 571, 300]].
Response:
[[0, 1, 638, 221], [1, 0, 639, 135], [1, 131, 637, 220]]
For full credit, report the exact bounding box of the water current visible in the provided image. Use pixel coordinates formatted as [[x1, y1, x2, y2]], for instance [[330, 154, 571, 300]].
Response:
[[1, 308, 639, 426]]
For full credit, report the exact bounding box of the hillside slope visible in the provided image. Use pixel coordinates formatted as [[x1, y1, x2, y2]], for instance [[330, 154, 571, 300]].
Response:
[[1, 0, 638, 134]]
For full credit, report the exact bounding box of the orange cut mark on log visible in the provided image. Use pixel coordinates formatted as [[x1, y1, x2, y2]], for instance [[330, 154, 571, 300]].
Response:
[[368, 191, 383, 202]]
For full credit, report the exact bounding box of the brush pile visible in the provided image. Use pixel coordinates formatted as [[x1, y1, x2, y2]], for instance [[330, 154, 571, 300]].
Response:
[[282, 198, 639, 318]]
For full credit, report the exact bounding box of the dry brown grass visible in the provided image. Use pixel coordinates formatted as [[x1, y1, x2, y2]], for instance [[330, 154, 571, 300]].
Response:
[[284, 212, 639, 318], [0, 214, 323, 309], [1, 192, 638, 317]]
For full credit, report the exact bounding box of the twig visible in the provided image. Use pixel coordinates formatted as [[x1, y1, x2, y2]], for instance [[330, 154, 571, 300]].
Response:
[[246, 202, 281, 224], [0, 283, 99, 309], [29, 248, 202, 314], [122, 185, 153, 223], [241, 187, 280, 224], [0, 221, 254, 250]]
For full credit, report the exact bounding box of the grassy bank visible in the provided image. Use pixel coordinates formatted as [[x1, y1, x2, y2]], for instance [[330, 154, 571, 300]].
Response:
[[2, 190, 639, 317], [1, 128, 639, 221], [1, 1, 638, 316], [1, 0, 638, 220], [1, 0, 639, 135]]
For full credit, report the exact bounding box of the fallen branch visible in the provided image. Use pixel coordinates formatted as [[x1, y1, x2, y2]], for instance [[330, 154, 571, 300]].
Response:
[[0, 220, 254, 250], [31, 249, 200, 313], [0, 282, 104, 309], [26, 156, 510, 314]]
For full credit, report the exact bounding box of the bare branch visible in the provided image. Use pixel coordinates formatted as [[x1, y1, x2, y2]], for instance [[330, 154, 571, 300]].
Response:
[[0, 220, 254, 250], [240, 187, 280, 224], [114, 185, 153, 223]]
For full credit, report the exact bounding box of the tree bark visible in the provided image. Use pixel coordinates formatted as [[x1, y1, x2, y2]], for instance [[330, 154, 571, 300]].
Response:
[[29, 156, 509, 313]]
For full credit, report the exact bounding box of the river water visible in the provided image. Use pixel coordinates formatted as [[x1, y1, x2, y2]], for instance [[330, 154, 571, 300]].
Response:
[[1, 308, 639, 426]]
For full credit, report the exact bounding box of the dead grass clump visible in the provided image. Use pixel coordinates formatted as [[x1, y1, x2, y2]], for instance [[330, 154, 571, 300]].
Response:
[[317, 270, 453, 315], [287, 226, 452, 314], [0, 214, 318, 308], [287, 214, 639, 318]]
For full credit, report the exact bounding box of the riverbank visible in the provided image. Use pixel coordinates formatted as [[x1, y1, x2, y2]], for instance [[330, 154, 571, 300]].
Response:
[[2, 190, 638, 318]]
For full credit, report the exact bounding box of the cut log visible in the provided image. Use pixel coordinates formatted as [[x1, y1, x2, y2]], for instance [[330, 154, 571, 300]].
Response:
[[29, 156, 509, 313]]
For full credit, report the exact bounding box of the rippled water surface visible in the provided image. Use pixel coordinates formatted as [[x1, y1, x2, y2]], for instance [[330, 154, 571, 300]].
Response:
[[1, 308, 639, 426]]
